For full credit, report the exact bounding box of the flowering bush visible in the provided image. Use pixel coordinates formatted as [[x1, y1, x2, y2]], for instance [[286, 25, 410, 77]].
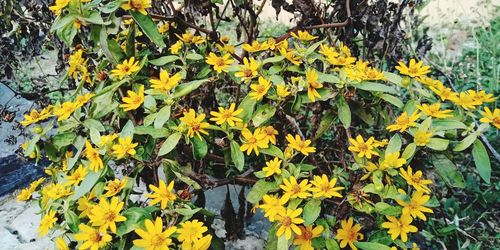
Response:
[[16, 0, 499, 249]]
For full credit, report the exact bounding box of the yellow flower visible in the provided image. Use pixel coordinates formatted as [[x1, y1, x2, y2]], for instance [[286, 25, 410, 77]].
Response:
[[121, 0, 152, 15], [65, 164, 88, 186], [429, 84, 458, 102], [293, 225, 324, 250], [400, 166, 432, 193], [182, 234, 212, 250], [98, 133, 119, 147], [261, 125, 278, 145], [49, 0, 70, 15], [21, 106, 52, 126], [249, 76, 272, 101], [414, 129, 432, 146], [280, 48, 303, 65], [147, 180, 176, 209], [396, 191, 433, 221], [74, 93, 94, 108], [77, 192, 96, 218], [259, 194, 288, 222], [177, 220, 208, 243], [239, 128, 269, 155], [84, 140, 104, 172], [210, 103, 243, 127], [362, 66, 387, 81], [55, 237, 68, 250], [386, 112, 420, 132], [111, 57, 141, 79], [310, 174, 344, 199], [89, 196, 127, 233], [150, 70, 182, 92], [470, 90, 497, 103], [43, 183, 73, 200], [348, 135, 379, 159], [242, 41, 269, 53], [262, 157, 282, 177], [381, 214, 418, 242], [276, 208, 305, 240], [395, 59, 431, 78], [75, 224, 112, 249], [291, 30, 318, 41], [38, 210, 57, 236], [305, 68, 323, 102], [112, 136, 138, 159], [326, 54, 356, 67], [53, 101, 78, 121], [104, 178, 128, 197], [381, 152, 406, 169], [286, 134, 316, 156], [276, 83, 291, 98], [416, 76, 442, 88], [121, 85, 144, 111], [158, 21, 171, 34], [16, 187, 33, 202], [319, 44, 339, 58], [417, 103, 453, 119], [235, 57, 260, 82], [175, 32, 205, 44], [336, 217, 364, 250], [179, 109, 210, 139], [170, 40, 183, 54], [205, 53, 234, 74], [280, 176, 312, 200], [479, 107, 500, 129], [452, 92, 482, 110]]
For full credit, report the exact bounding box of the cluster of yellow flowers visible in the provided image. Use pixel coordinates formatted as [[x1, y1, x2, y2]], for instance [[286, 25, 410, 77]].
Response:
[[22, 1, 500, 249]]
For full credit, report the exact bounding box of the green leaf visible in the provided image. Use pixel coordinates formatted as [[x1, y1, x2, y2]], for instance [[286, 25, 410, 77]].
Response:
[[158, 132, 182, 156], [65, 210, 80, 233], [192, 136, 207, 159], [303, 199, 321, 225], [71, 168, 103, 201], [52, 132, 77, 149], [472, 140, 491, 183], [427, 138, 449, 151], [252, 104, 276, 127], [120, 120, 135, 138], [154, 105, 171, 129], [51, 14, 76, 32], [337, 96, 351, 128], [314, 111, 335, 140], [100, 0, 122, 13], [172, 79, 208, 98], [380, 94, 404, 108], [262, 56, 285, 65], [186, 53, 204, 61], [149, 55, 180, 66], [237, 95, 257, 123], [355, 82, 397, 94], [374, 202, 401, 216], [402, 142, 416, 159], [80, 12, 107, 25], [134, 126, 169, 138], [386, 134, 402, 154], [453, 133, 477, 151], [130, 11, 166, 47], [66, 136, 86, 170], [260, 145, 285, 160], [277, 235, 289, 250], [99, 26, 117, 63], [246, 180, 279, 204], [325, 239, 340, 250], [83, 119, 105, 132], [318, 72, 340, 83], [230, 140, 245, 172], [383, 72, 402, 85], [117, 207, 158, 236], [354, 242, 392, 250], [431, 154, 465, 188], [432, 120, 467, 131]]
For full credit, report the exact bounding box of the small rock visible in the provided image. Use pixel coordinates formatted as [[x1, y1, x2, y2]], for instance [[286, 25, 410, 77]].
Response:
[[0, 226, 20, 249]]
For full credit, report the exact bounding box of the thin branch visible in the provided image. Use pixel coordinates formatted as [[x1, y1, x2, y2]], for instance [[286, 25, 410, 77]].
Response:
[[275, 0, 352, 42]]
